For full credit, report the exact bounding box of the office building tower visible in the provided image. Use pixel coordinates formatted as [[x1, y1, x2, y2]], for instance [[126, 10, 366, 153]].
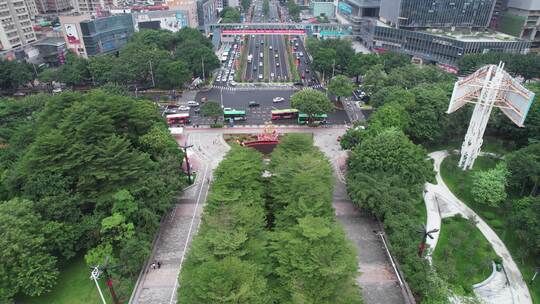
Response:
[[380, 0, 496, 28], [499, 0, 540, 51]]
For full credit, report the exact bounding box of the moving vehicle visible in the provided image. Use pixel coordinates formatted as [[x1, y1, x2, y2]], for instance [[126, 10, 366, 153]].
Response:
[[248, 54, 253, 63], [298, 113, 327, 125], [259, 61, 263, 67], [260, 52, 263, 58], [269, 46, 273, 50], [276, 62, 280, 67], [221, 51, 229, 62], [271, 109, 299, 120], [272, 97, 285, 103], [178, 105, 190, 111], [275, 53, 278, 58], [166, 113, 190, 125], [223, 109, 246, 121], [258, 74, 263, 80], [248, 101, 260, 107], [187, 100, 199, 106], [270, 72, 275, 78], [299, 52, 304, 57]]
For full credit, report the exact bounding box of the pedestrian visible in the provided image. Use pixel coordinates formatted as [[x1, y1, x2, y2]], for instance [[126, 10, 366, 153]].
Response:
[[150, 262, 156, 270], [157, 261, 161, 269]]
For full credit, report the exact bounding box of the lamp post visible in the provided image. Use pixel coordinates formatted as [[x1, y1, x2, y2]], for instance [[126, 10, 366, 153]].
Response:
[[180, 143, 194, 184]]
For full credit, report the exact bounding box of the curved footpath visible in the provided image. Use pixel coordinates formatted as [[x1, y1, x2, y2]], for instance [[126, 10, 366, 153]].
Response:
[[423, 150, 531, 304]]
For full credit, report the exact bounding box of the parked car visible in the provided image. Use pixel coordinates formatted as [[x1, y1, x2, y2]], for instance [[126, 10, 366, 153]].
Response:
[[187, 100, 199, 106], [273, 97, 285, 103], [248, 101, 260, 107], [178, 105, 190, 111]]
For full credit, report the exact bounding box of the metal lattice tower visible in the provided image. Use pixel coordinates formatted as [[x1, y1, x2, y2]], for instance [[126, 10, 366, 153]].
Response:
[[447, 62, 536, 170]]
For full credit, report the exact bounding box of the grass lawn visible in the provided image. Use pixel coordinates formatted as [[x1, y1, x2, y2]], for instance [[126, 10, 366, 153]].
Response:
[[17, 256, 134, 304], [441, 155, 540, 303], [433, 216, 498, 295]]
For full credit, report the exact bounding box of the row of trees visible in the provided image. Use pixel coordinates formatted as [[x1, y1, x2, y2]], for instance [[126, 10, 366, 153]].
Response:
[[0, 28, 220, 92], [0, 90, 184, 302], [220, 7, 241, 23], [178, 134, 362, 303], [457, 52, 540, 80]]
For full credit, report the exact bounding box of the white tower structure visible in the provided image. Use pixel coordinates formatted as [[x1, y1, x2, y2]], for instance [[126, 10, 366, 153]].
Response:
[[448, 62, 536, 170]]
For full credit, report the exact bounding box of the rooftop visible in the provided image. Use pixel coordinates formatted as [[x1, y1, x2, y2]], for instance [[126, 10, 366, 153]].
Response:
[[420, 28, 523, 42]]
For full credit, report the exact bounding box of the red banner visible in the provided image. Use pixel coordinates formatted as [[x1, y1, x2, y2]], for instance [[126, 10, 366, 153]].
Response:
[[222, 29, 305, 35]]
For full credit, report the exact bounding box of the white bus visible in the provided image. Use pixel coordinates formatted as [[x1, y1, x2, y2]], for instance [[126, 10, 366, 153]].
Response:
[[221, 51, 229, 62]]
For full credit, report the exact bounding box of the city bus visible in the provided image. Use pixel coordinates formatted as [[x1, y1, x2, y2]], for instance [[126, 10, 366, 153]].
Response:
[[298, 113, 327, 125], [166, 113, 190, 126], [223, 110, 246, 121], [271, 109, 299, 120], [221, 51, 229, 62]]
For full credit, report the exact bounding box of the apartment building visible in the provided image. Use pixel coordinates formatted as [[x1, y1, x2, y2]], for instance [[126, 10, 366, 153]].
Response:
[[0, 0, 36, 51]]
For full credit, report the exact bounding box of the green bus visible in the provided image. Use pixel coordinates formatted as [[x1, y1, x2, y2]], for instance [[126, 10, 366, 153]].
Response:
[[224, 110, 246, 121], [298, 113, 327, 125]]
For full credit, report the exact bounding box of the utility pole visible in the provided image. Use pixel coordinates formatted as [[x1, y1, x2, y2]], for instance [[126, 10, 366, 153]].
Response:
[[90, 266, 107, 304], [201, 56, 205, 83], [149, 60, 155, 87], [332, 59, 335, 78], [180, 143, 194, 184]]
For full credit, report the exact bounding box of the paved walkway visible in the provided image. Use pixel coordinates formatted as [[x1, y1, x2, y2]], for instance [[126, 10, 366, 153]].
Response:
[[314, 131, 408, 304], [130, 133, 229, 304], [423, 150, 531, 304]]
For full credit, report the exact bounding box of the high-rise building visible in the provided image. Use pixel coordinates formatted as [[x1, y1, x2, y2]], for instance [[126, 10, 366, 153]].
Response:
[[354, 0, 530, 67], [337, 0, 379, 18], [380, 0, 496, 28], [72, 0, 116, 13], [59, 14, 134, 57], [0, 0, 37, 51], [498, 0, 540, 51], [34, 0, 72, 13]]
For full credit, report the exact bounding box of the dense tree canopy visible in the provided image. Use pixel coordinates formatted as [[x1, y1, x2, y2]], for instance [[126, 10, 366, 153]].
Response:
[[471, 163, 508, 207], [0, 60, 34, 91], [290, 89, 334, 121], [221, 7, 241, 23], [0, 91, 184, 301], [328, 75, 354, 102], [458, 53, 540, 80]]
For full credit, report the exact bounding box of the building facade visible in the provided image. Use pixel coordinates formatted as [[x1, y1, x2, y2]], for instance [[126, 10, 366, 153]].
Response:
[[34, 0, 72, 14], [0, 0, 36, 51], [380, 0, 496, 28], [197, 0, 217, 30], [132, 9, 189, 32], [337, 0, 379, 18], [59, 14, 134, 57], [167, 0, 199, 28], [499, 0, 540, 51], [72, 0, 116, 13], [311, 1, 335, 17]]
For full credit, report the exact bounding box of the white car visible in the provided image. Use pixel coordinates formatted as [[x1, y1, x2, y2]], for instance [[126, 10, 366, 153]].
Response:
[[52, 88, 62, 93], [230, 81, 237, 86], [178, 105, 190, 111], [269, 46, 273, 50], [275, 53, 279, 58], [223, 107, 233, 111], [270, 72, 275, 78], [187, 100, 199, 106], [228, 76, 234, 81], [272, 97, 285, 103], [259, 62, 263, 67], [258, 74, 263, 80], [299, 52, 304, 57]]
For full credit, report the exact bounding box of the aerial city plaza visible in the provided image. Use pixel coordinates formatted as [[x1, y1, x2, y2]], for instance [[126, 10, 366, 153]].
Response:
[[0, 0, 539, 303]]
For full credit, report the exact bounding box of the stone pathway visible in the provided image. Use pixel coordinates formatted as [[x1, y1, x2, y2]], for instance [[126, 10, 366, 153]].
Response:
[[314, 131, 409, 304], [423, 150, 531, 304]]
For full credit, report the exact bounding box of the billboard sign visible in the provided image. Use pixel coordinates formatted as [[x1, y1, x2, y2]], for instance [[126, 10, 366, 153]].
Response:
[[447, 65, 491, 114], [499, 72, 536, 127], [338, 1, 352, 15], [64, 23, 80, 44], [222, 29, 305, 35]]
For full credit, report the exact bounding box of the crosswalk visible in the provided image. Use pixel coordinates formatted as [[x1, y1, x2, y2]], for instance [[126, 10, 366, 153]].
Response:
[[211, 85, 297, 91], [302, 84, 325, 90]]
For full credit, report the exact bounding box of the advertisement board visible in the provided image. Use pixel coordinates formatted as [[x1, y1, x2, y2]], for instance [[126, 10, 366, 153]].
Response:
[[447, 65, 491, 114], [338, 1, 352, 15], [500, 73, 536, 127], [64, 24, 80, 44]]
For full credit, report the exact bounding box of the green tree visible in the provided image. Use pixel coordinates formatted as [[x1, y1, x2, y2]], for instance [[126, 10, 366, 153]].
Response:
[[506, 143, 540, 196], [57, 53, 90, 86], [347, 53, 377, 83], [156, 60, 191, 89], [263, 0, 269, 16], [118, 43, 169, 85], [200, 101, 223, 124], [368, 102, 410, 134], [221, 7, 241, 23], [471, 163, 508, 207], [88, 55, 118, 85], [180, 257, 269, 304], [241, 0, 250, 10], [328, 75, 354, 102], [362, 64, 387, 96], [370, 85, 415, 108], [270, 216, 360, 304], [291, 89, 334, 122], [380, 51, 411, 73], [38, 68, 57, 85], [349, 128, 433, 186], [175, 43, 220, 79], [0, 198, 58, 302], [312, 48, 337, 79], [0, 60, 34, 90], [512, 196, 540, 257]]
